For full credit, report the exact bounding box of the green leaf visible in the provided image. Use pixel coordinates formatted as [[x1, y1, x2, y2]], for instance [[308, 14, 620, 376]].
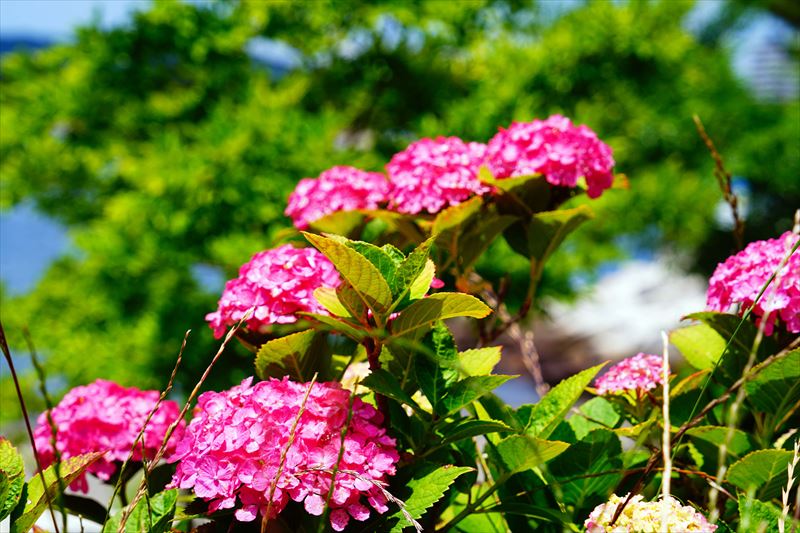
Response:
[[102, 488, 178, 533], [303, 232, 393, 314], [567, 396, 621, 440], [298, 312, 366, 341], [526, 206, 593, 265], [726, 449, 793, 500], [456, 346, 502, 377], [478, 167, 552, 214], [671, 323, 727, 370], [456, 214, 517, 271], [11, 452, 104, 533], [408, 259, 436, 301], [313, 286, 351, 318], [523, 362, 606, 439], [0, 438, 25, 521], [307, 209, 365, 237], [683, 311, 776, 385], [432, 196, 483, 236], [254, 329, 327, 381], [549, 429, 623, 513], [389, 465, 473, 532], [391, 293, 492, 337], [361, 368, 423, 414], [439, 419, 513, 446], [738, 495, 798, 532], [686, 426, 755, 473], [415, 322, 459, 415], [745, 349, 800, 428], [481, 502, 567, 524], [496, 435, 570, 474], [441, 375, 514, 416], [346, 241, 401, 294], [395, 238, 435, 299]]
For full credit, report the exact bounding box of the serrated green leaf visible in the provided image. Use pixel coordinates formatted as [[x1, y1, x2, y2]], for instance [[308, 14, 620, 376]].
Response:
[[254, 329, 327, 381], [361, 368, 423, 414], [336, 282, 367, 321], [481, 502, 566, 524], [391, 293, 492, 337], [0, 438, 25, 521], [456, 346, 502, 377], [298, 312, 366, 341], [313, 286, 351, 317], [496, 435, 569, 474], [303, 232, 393, 314], [439, 419, 513, 446], [102, 488, 178, 533], [441, 375, 514, 416], [745, 349, 800, 428], [11, 451, 104, 533], [738, 495, 798, 532], [347, 241, 401, 294], [671, 323, 726, 370], [457, 214, 517, 271], [389, 465, 473, 532], [549, 429, 623, 513], [524, 362, 607, 439], [727, 449, 793, 500], [416, 322, 459, 415], [686, 426, 755, 473]]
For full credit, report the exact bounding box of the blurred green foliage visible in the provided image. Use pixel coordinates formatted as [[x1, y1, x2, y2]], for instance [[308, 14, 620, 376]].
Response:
[[1, 0, 797, 419]]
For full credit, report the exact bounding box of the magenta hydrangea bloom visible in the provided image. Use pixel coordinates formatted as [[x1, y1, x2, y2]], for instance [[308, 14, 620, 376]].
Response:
[[706, 231, 800, 335], [486, 114, 615, 198], [386, 136, 490, 214], [206, 245, 341, 338], [33, 379, 184, 493], [595, 353, 667, 395], [285, 166, 391, 229], [168, 377, 399, 531]]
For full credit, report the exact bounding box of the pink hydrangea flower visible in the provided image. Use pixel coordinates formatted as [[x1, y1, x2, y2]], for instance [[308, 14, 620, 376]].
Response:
[[206, 245, 341, 338], [595, 353, 666, 395], [168, 377, 399, 531], [386, 136, 490, 214], [486, 115, 615, 198], [706, 231, 800, 335], [285, 166, 391, 229], [585, 493, 716, 532], [33, 379, 184, 493]]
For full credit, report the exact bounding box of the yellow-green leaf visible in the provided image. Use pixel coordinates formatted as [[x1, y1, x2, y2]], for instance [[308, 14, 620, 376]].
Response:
[[391, 293, 491, 337]]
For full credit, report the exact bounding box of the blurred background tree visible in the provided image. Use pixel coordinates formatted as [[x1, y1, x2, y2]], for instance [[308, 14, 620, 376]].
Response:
[[1, 0, 798, 423]]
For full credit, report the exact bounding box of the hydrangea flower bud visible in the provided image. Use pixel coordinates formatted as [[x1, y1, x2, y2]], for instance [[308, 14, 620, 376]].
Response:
[[285, 166, 390, 229], [386, 136, 490, 214], [486, 114, 615, 198], [206, 244, 341, 338], [706, 231, 800, 335], [585, 493, 716, 532], [33, 379, 184, 492], [595, 353, 666, 395], [168, 377, 399, 531]]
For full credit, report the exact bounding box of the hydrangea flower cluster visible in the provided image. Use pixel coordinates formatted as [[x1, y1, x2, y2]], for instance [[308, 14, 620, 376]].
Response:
[[168, 377, 398, 531], [386, 136, 490, 214], [33, 379, 183, 492], [486, 114, 615, 198], [595, 353, 666, 395], [585, 493, 717, 532], [206, 244, 341, 338], [285, 166, 391, 229], [706, 231, 800, 335]]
